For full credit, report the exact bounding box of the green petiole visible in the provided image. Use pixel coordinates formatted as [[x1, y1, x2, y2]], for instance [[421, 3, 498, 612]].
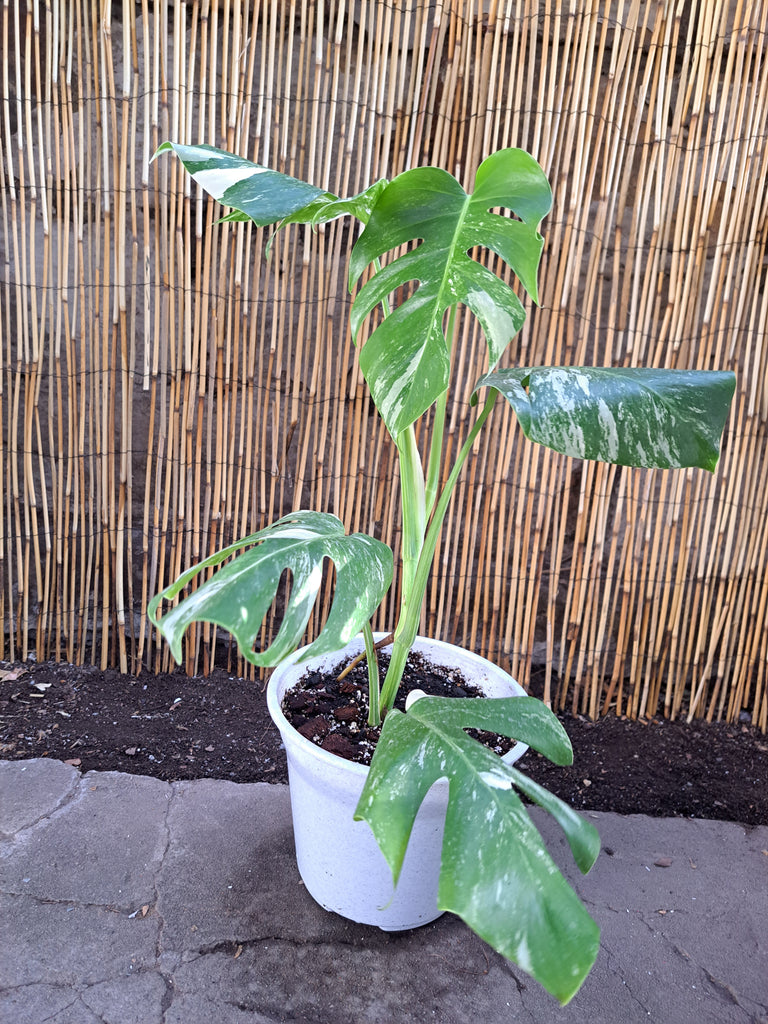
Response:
[[379, 391, 499, 712], [363, 621, 381, 727]]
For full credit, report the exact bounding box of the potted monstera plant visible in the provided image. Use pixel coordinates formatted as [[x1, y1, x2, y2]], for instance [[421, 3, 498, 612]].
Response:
[[148, 141, 735, 1004]]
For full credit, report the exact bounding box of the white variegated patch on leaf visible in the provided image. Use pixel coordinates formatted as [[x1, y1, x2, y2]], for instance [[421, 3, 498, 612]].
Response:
[[154, 142, 331, 226], [155, 143, 387, 232]]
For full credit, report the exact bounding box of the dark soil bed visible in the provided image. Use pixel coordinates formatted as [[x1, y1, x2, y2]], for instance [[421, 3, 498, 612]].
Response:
[[1, 658, 766, 827]]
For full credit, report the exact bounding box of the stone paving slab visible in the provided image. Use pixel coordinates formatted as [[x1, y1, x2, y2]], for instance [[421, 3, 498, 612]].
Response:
[[1, 759, 766, 1024], [1, 767, 171, 909], [0, 758, 80, 837]]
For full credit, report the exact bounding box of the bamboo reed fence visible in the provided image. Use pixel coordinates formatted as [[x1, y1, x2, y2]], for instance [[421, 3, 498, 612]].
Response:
[[1, 0, 766, 729]]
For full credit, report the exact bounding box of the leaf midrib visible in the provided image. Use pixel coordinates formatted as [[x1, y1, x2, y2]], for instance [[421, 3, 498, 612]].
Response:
[[418, 190, 473, 356]]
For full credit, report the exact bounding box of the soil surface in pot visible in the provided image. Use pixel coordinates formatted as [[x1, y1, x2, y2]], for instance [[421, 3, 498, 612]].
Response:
[[1, 657, 766, 826], [280, 650, 517, 765]]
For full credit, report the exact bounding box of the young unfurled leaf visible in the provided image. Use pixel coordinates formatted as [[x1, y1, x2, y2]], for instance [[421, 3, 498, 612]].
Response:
[[280, 180, 388, 230], [148, 511, 393, 667], [476, 366, 736, 470], [157, 144, 551, 441], [154, 142, 385, 231], [355, 694, 600, 1005], [154, 142, 329, 225]]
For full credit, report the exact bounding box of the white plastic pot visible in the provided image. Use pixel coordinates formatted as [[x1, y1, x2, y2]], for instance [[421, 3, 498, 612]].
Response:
[[266, 635, 528, 931]]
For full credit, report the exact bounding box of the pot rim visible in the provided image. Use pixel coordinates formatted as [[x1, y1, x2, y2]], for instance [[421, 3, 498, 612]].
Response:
[[266, 634, 529, 776]]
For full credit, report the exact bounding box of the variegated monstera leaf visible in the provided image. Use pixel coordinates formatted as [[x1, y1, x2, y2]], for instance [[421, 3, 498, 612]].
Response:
[[356, 693, 601, 1005], [475, 366, 735, 469], [148, 512, 393, 666]]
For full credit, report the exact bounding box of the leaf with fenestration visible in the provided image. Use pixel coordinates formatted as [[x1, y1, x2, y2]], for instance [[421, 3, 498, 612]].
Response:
[[348, 149, 551, 437], [355, 695, 600, 1005], [148, 512, 393, 666], [475, 366, 736, 470]]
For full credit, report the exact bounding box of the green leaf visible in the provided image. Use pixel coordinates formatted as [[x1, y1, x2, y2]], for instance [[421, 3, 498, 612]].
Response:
[[217, 210, 252, 223], [283, 180, 389, 229], [348, 149, 551, 437], [475, 366, 736, 470], [147, 511, 393, 667], [260, 181, 390, 258], [154, 142, 331, 226], [156, 142, 386, 234], [355, 695, 600, 1005]]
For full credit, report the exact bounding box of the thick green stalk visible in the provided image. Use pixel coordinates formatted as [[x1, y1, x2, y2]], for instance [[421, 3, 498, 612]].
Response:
[[365, 258, 425, 616], [424, 390, 448, 518], [367, 256, 427, 638], [380, 391, 499, 711], [363, 255, 426, 716], [396, 425, 426, 620]]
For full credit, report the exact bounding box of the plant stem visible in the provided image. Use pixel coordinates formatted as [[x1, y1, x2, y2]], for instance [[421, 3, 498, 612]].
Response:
[[380, 391, 499, 711], [425, 390, 447, 518], [367, 256, 427, 624], [396, 425, 426, 620], [336, 631, 394, 681], [362, 622, 382, 727]]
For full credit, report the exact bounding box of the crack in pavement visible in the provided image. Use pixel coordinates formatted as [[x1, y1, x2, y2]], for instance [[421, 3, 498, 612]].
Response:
[[2, 969, 176, 1024], [507, 967, 540, 1024], [34, 991, 84, 1024], [1, 977, 134, 1024], [702, 967, 745, 1006], [599, 943, 653, 1019], [0, 770, 84, 846], [627, 915, 765, 1022], [183, 931, 371, 965], [155, 784, 176, 1023], [701, 966, 768, 1022], [0, 887, 160, 917]]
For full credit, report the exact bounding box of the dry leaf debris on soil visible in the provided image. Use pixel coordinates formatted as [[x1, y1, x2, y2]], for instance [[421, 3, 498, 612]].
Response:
[[1, 660, 766, 827]]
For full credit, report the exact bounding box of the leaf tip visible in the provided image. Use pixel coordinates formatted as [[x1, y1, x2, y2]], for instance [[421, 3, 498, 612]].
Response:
[[151, 140, 173, 163]]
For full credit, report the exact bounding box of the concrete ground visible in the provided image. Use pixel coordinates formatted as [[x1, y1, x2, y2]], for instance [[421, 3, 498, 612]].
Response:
[[1, 757, 766, 1024]]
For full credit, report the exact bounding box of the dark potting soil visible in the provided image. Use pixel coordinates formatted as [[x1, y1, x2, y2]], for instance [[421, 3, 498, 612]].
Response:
[[281, 650, 516, 765], [1, 656, 766, 827]]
